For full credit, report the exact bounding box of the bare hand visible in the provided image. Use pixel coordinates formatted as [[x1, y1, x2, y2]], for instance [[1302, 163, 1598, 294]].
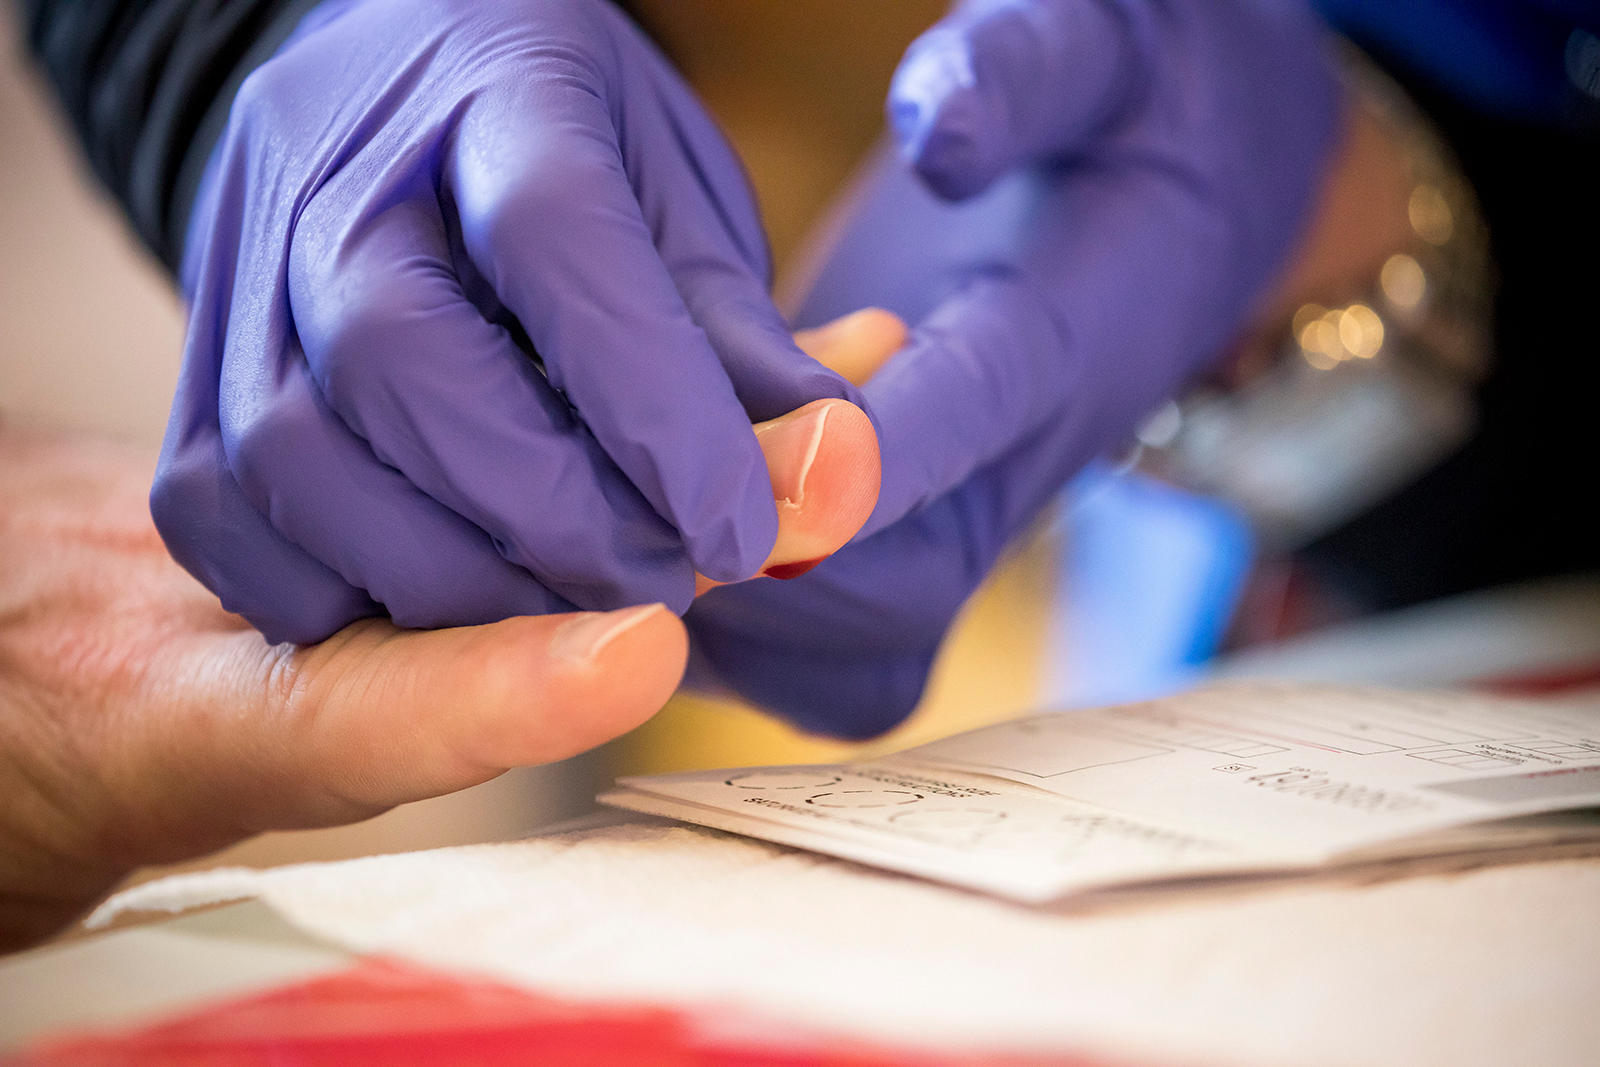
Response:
[[0, 312, 899, 951], [0, 426, 687, 950]]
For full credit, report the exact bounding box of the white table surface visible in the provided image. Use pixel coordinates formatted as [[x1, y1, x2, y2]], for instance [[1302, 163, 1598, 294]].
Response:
[[4, 576, 1596, 1056]]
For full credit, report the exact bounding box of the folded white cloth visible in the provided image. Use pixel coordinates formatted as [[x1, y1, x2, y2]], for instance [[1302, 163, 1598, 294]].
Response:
[[95, 815, 1600, 1067]]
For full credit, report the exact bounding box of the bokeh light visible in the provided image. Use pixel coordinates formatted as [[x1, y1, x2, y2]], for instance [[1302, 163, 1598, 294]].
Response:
[[1408, 184, 1454, 245], [1379, 253, 1427, 310], [1296, 302, 1384, 368], [1292, 303, 1327, 338], [1299, 309, 1342, 369], [1339, 303, 1384, 359]]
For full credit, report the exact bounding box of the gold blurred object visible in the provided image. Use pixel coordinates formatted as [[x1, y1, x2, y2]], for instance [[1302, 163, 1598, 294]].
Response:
[[610, 525, 1057, 776], [1293, 303, 1383, 368], [1338, 304, 1384, 359], [1408, 184, 1455, 246], [1291, 55, 1490, 380], [1380, 253, 1427, 311], [1298, 311, 1342, 370]]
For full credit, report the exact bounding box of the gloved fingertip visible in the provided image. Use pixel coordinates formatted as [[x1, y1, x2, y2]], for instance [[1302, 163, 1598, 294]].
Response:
[[891, 0, 1139, 201], [912, 108, 1003, 202], [770, 653, 933, 741], [889, 28, 1004, 201], [683, 493, 781, 588]]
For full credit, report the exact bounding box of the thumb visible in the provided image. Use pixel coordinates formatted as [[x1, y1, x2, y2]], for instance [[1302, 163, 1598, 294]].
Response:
[[274, 605, 687, 809], [889, 0, 1138, 200]]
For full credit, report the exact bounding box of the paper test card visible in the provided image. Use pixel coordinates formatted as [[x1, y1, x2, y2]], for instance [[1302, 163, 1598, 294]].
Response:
[[602, 683, 1600, 902]]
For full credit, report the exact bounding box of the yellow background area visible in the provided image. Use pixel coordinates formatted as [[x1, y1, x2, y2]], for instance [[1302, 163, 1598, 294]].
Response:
[[610, 527, 1060, 776], [635, 0, 949, 270]]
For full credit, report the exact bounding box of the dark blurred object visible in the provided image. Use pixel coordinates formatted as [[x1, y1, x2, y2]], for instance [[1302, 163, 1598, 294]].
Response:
[[19, 0, 324, 269], [1296, 21, 1600, 615], [1313, 0, 1600, 126]]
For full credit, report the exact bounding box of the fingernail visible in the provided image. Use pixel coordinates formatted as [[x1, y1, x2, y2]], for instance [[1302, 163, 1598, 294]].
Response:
[[550, 604, 666, 665], [755, 401, 833, 509]]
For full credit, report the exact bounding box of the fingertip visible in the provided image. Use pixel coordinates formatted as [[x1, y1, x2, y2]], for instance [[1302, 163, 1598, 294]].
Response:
[[793, 308, 909, 386], [753, 398, 881, 573], [803, 400, 882, 542], [514, 603, 688, 759], [851, 308, 912, 360]]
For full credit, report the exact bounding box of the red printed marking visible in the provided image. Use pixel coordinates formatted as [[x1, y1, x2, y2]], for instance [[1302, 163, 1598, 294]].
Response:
[[17, 957, 1116, 1067]]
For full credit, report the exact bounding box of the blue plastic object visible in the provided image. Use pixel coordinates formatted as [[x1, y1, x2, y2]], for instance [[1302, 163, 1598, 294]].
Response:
[[1044, 466, 1255, 709]]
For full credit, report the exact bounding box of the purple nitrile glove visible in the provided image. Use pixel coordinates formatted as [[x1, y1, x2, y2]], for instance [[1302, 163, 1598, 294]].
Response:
[[687, 0, 1344, 737], [152, 0, 861, 646]]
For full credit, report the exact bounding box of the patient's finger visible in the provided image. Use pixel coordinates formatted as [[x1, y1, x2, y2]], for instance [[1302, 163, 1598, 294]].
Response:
[[757, 399, 880, 576], [690, 310, 903, 595], [280, 604, 688, 806], [792, 307, 909, 386], [693, 397, 882, 596]]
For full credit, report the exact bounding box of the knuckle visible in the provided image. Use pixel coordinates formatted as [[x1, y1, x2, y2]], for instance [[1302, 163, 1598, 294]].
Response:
[[229, 54, 302, 132], [227, 385, 321, 495], [464, 138, 621, 256], [288, 199, 458, 412], [300, 284, 409, 404], [289, 264, 418, 412]]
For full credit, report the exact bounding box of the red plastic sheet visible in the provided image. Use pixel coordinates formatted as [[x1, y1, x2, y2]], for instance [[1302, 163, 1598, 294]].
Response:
[[16, 957, 1108, 1067], [1474, 660, 1600, 697]]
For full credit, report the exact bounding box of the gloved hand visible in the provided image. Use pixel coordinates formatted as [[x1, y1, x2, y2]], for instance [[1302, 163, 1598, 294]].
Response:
[[686, 0, 1344, 737], [152, 0, 862, 646]]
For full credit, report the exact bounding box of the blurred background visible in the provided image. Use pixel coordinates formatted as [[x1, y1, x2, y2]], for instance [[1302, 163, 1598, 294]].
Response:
[[3, 1, 1597, 892]]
